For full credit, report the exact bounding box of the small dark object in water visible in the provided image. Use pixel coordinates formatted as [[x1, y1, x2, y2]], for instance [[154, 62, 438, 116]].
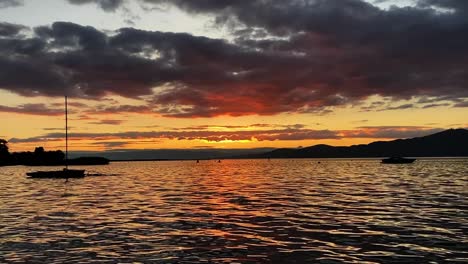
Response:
[[27, 169, 85, 178], [382, 157, 416, 164]]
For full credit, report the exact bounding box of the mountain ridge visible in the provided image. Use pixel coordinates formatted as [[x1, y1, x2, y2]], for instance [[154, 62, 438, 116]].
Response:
[[239, 128, 468, 159]]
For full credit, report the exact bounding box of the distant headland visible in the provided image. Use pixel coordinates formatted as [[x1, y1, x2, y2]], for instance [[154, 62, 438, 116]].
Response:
[[238, 128, 468, 159], [0, 143, 109, 167]]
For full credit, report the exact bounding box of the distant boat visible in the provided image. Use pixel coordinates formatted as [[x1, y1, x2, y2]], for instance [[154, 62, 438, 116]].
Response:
[[27, 96, 85, 179], [27, 169, 85, 178], [381, 157, 416, 164]]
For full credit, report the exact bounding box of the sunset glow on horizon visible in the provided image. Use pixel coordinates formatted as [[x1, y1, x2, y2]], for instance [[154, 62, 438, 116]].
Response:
[[1, 0, 467, 152]]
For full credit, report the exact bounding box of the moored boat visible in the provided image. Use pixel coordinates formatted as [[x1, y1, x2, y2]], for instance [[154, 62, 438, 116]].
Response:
[[381, 157, 416, 164], [27, 96, 86, 179], [27, 169, 85, 178]]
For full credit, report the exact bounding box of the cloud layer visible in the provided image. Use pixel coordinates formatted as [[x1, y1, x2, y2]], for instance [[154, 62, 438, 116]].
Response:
[[0, 0, 22, 9], [0, 103, 63, 115], [0, 0, 467, 117], [9, 126, 445, 145]]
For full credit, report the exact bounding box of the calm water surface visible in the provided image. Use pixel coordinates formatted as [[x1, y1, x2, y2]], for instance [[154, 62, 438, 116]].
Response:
[[1, 159, 467, 263]]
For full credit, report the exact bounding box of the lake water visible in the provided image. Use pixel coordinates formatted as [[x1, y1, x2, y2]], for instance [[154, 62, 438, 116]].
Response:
[[0, 159, 467, 263]]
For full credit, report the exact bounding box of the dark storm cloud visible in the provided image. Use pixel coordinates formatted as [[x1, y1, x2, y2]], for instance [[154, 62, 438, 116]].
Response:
[[67, 0, 123, 11], [1, 0, 468, 117], [0, 22, 27, 36], [0, 22, 179, 98], [418, 0, 468, 12], [145, 0, 468, 98], [0, 0, 22, 8], [454, 101, 468, 107], [0, 104, 63, 115], [35, 22, 108, 51], [0, 56, 69, 97]]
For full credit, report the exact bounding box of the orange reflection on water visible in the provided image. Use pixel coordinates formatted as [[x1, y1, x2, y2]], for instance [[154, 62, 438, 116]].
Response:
[[0, 159, 467, 263]]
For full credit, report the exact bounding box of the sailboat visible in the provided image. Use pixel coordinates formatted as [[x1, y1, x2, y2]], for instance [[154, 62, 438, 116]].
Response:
[[26, 96, 85, 178]]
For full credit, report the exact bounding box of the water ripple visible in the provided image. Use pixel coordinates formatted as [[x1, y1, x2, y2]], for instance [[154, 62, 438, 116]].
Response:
[[0, 159, 467, 263]]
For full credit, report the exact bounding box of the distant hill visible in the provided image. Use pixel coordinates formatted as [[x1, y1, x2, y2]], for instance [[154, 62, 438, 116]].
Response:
[[241, 129, 468, 159]]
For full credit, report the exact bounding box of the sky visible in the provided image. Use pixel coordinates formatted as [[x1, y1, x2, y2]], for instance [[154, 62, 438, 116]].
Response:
[[0, 0, 467, 152]]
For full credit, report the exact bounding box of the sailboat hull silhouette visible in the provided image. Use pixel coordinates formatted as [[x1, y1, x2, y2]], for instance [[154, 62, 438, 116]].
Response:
[[27, 169, 85, 178]]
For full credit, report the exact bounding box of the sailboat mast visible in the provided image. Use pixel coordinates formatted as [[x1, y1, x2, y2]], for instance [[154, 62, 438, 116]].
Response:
[[65, 96, 68, 170]]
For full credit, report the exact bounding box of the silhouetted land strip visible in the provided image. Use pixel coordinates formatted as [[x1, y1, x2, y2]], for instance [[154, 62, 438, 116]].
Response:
[[238, 129, 468, 159], [1, 129, 466, 164], [0, 145, 109, 167]]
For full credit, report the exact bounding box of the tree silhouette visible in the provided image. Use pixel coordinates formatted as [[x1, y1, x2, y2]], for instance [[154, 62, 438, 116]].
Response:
[[0, 139, 10, 165], [0, 139, 8, 153], [34, 146, 45, 154], [0, 141, 106, 166]]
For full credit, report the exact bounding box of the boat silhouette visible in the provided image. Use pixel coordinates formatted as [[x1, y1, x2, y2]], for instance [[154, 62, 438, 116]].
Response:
[[381, 157, 416, 164], [27, 96, 85, 179]]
